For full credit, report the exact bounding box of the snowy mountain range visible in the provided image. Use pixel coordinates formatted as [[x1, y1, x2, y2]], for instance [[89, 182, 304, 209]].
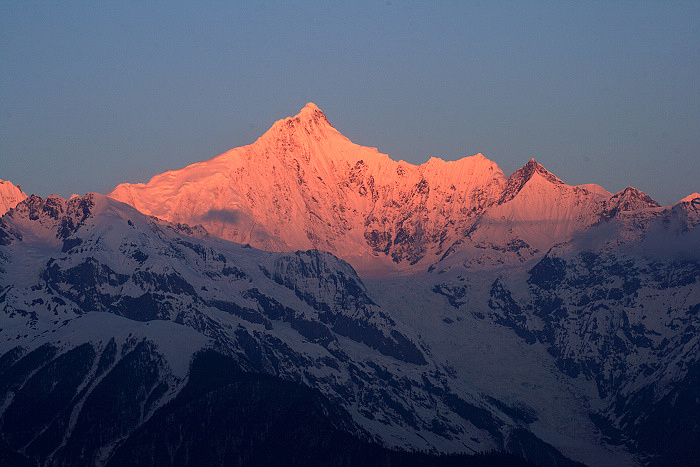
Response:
[[109, 103, 674, 277], [0, 179, 26, 217], [1, 104, 698, 466]]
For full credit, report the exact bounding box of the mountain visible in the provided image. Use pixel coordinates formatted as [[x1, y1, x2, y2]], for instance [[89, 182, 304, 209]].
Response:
[[601, 186, 660, 218], [0, 193, 583, 466], [418, 195, 700, 465], [0, 179, 26, 216], [111, 103, 630, 275], [105, 104, 697, 465], [4, 104, 698, 466]]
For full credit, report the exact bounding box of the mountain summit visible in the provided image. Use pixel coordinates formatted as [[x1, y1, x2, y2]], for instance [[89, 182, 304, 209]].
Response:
[[109, 104, 658, 274], [500, 158, 563, 203], [0, 179, 27, 216]]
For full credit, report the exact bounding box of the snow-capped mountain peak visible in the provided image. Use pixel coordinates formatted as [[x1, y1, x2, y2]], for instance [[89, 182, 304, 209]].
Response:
[[602, 186, 660, 218], [0, 179, 27, 216], [516, 158, 562, 183], [298, 101, 328, 122], [265, 101, 341, 144], [678, 192, 700, 204], [109, 104, 665, 275], [499, 159, 564, 204]]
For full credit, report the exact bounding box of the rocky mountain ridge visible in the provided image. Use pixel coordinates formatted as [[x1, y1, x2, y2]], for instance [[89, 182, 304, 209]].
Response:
[[0, 193, 588, 466], [109, 103, 673, 276]]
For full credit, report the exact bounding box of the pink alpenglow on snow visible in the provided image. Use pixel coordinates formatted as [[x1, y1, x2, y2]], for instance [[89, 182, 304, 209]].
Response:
[[0, 180, 27, 217], [109, 104, 677, 275]]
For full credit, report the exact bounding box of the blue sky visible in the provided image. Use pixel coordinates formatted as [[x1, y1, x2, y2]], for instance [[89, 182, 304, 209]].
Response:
[[1, 1, 698, 205]]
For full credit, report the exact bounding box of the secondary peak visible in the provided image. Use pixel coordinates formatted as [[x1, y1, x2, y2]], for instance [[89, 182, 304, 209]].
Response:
[[513, 158, 561, 184], [498, 158, 564, 204], [679, 193, 700, 204]]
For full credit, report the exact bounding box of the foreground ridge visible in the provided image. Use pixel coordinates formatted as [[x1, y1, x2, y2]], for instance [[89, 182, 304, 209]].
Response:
[[1, 193, 590, 465]]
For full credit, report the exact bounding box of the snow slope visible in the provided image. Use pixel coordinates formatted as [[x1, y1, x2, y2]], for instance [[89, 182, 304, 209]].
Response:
[[411, 195, 700, 465]]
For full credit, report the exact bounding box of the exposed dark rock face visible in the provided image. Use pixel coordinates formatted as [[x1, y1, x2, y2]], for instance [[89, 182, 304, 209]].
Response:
[[264, 250, 426, 365], [484, 247, 700, 463], [0, 347, 541, 467]]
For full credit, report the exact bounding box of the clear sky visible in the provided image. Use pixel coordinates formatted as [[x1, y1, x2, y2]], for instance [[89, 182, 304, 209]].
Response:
[[1, 1, 698, 205]]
